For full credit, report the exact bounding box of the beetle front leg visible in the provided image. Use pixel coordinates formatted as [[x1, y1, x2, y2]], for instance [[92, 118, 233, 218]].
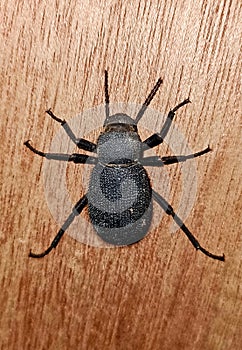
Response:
[[143, 98, 191, 150], [152, 190, 225, 261], [46, 109, 97, 152]]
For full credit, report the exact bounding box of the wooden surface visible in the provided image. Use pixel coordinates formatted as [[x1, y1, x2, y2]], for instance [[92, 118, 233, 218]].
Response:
[[0, 0, 241, 349]]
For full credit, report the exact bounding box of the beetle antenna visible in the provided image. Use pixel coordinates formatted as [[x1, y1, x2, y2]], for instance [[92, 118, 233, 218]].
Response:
[[105, 70, 110, 121], [135, 78, 163, 124]]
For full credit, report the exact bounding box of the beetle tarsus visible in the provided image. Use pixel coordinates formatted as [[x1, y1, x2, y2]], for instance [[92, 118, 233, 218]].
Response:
[[46, 108, 65, 124], [198, 246, 225, 261], [29, 247, 54, 258]]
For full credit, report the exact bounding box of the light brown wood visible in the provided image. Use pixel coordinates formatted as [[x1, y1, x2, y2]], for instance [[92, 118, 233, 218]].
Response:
[[0, 0, 241, 349]]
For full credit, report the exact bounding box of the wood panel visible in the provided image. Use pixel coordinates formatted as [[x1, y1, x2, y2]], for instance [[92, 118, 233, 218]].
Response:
[[0, 0, 241, 349]]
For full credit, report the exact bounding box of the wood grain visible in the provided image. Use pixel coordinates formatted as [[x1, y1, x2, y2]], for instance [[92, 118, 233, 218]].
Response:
[[0, 0, 241, 349]]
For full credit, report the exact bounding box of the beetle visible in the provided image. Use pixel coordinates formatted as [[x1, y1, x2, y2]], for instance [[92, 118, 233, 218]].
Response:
[[24, 71, 224, 261]]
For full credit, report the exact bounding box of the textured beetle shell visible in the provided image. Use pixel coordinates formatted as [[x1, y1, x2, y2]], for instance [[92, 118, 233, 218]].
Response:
[[88, 130, 152, 245], [97, 130, 142, 164]]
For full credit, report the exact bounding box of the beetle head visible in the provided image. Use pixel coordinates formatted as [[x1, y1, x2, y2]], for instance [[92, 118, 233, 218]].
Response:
[[103, 113, 137, 132]]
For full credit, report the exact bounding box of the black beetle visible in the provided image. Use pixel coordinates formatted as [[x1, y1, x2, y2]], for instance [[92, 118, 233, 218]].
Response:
[[24, 71, 224, 261]]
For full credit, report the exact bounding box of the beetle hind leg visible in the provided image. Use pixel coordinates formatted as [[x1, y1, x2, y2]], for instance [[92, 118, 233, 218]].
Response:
[[152, 190, 225, 261], [29, 195, 88, 258]]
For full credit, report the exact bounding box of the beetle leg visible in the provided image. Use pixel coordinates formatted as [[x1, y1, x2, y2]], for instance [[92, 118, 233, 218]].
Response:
[[152, 190, 225, 261], [161, 146, 211, 164], [29, 195, 88, 258], [141, 146, 211, 166], [143, 98, 191, 149], [46, 109, 97, 152], [24, 140, 97, 164]]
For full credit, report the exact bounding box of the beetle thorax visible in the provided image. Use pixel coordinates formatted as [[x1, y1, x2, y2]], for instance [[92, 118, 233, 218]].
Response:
[[97, 129, 142, 165]]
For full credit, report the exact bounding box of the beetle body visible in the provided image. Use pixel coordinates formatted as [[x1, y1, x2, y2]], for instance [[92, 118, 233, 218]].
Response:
[[88, 113, 152, 245], [25, 71, 224, 261]]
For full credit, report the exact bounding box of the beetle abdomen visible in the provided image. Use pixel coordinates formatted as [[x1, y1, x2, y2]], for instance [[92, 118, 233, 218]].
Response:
[[88, 163, 152, 245]]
